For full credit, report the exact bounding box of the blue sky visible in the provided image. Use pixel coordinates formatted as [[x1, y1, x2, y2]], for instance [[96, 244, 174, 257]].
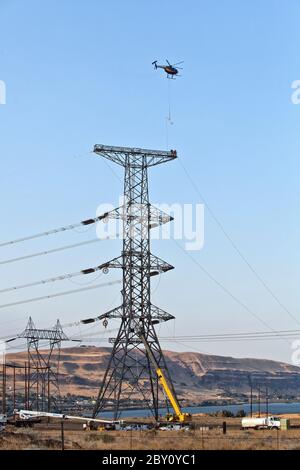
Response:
[[0, 0, 299, 362]]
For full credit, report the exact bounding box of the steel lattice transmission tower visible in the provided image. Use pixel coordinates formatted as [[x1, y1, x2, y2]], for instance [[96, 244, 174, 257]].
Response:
[[92, 144, 179, 420], [18, 317, 68, 411]]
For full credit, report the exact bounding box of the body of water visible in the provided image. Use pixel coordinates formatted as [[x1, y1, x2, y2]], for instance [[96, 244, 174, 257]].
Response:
[[98, 402, 300, 419]]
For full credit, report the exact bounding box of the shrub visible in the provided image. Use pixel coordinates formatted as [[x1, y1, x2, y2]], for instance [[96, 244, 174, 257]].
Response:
[[236, 409, 246, 418], [101, 434, 116, 444], [220, 410, 234, 418]]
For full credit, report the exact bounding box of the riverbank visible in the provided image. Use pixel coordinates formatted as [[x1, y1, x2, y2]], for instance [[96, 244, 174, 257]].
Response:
[[97, 401, 300, 419]]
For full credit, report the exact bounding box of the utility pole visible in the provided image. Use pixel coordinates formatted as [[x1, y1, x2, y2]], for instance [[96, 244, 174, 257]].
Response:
[[27, 362, 30, 409], [92, 144, 177, 420], [248, 375, 253, 417], [36, 365, 39, 411], [1, 363, 6, 414], [47, 367, 50, 413], [13, 363, 16, 415], [61, 421, 65, 451], [266, 387, 269, 418], [24, 362, 27, 410], [258, 386, 261, 418]]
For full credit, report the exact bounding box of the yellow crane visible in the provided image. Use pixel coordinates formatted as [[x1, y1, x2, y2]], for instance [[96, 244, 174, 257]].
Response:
[[139, 334, 191, 424]]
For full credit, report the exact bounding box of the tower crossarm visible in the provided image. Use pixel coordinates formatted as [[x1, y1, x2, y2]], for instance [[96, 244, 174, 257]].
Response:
[[98, 204, 173, 229], [149, 205, 174, 228], [18, 317, 69, 341], [94, 144, 177, 168], [81, 256, 123, 274], [98, 304, 174, 324], [149, 305, 175, 323], [18, 329, 63, 341], [149, 254, 174, 274], [98, 305, 124, 321], [96, 254, 173, 276]]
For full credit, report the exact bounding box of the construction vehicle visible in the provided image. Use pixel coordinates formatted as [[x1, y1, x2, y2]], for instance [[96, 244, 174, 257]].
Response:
[[12, 414, 41, 427], [139, 333, 191, 424], [15, 409, 123, 430]]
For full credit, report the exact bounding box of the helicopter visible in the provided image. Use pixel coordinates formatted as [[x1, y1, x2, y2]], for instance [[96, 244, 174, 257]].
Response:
[[152, 59, 184, 78]]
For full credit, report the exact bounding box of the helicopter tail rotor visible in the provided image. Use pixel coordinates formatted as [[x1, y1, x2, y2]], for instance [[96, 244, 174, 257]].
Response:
[[152, 60, 158, 69]]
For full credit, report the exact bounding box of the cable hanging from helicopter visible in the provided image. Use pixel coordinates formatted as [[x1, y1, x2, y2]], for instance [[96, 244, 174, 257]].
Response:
[[152, 59, 183, 132]]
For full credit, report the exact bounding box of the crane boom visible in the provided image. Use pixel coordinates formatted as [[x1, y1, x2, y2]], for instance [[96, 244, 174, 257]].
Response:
[[15, 409, 122, 425], [139, 334, 191, 423]]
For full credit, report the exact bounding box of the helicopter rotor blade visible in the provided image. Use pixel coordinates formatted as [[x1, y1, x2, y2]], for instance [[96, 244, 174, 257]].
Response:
[[173, 61, 184, 66], [166, 59, 171, 66]]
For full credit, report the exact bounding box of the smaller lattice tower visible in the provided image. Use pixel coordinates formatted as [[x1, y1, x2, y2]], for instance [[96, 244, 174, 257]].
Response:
[[18, 317, 68, 411]]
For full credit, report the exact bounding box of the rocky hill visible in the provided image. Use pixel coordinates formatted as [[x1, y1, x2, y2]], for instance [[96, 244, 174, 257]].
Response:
[[6, 346, 300, 403]]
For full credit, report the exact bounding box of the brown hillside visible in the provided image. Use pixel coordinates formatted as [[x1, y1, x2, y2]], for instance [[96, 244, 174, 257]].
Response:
[[5, 346, 300, 401]]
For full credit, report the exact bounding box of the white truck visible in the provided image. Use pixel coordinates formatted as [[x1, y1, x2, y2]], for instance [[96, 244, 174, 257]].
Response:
[[0, 414, 7, 432], [241, 416, 281, 430]]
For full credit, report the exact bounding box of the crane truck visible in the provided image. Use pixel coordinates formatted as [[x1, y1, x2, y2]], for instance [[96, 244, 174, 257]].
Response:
[[15, 410, 123, 430], [139, 333, 192, 424]]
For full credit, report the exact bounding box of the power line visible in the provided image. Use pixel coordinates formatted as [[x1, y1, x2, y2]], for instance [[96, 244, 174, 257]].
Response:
[[0, 213, 109, 248], [178, 159, 299, 326], [101, 148, 296, 337], [6, 327, 296, 345], [161, 331, 300, 340], [0, 238, 107, 265], [0, 306, 120, 341], [73, 331, 300, 344], [64, 316, 300, 343], [95, 151, 297, 338], [161, 335, 299, 343], [0, 280, 121, 309], [0, 261, 113, 294], [69, 327, 119, 342], [172, 239, 290, 343]]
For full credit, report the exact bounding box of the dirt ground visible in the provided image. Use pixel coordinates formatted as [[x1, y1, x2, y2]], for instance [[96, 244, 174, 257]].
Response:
[[1, 415, 300, 450]]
